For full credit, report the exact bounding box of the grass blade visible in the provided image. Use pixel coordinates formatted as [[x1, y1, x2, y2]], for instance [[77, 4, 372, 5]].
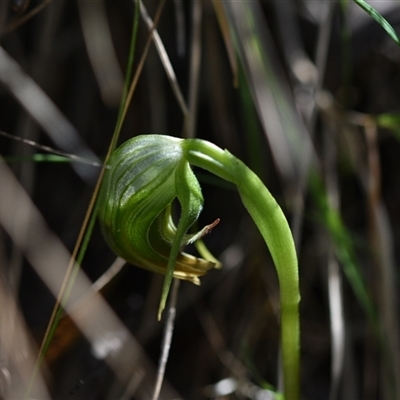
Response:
[[353, 0, 400, 46]]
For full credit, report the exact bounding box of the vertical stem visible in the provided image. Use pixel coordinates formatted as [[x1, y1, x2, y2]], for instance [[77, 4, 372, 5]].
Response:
[[235, 164, 300, 400]]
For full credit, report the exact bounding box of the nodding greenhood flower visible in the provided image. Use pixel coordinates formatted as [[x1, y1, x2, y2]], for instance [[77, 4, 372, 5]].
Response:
[[98, 134, 220, 280], [98, 134, 300, 400], [98, 135, 222, 318]]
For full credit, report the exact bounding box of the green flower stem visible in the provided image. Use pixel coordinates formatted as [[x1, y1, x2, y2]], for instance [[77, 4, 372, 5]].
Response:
[[183, 139, 300, 400], [182, 139, 235, 183]]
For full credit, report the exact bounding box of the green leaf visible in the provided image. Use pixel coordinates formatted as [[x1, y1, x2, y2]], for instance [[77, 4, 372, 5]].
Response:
[[353, 0, 400, 46]]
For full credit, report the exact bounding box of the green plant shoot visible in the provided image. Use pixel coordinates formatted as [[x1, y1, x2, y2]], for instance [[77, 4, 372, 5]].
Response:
[[98, 134, 300, 400]]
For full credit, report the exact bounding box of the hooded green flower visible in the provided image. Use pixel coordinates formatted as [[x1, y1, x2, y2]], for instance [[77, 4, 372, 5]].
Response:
[[98, 135, 219, 285]]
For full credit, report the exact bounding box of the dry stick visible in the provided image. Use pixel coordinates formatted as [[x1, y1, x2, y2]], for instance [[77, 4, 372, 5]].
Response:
[[0, 0, 52, 37], [0, 130, 103, 168], [91, 257, 126, 293], [66, 257, 127, 315], [32, 0, 166, 390], [151, 279, 180, 400], [118, 0, 166, 141], [137, 0, 189, 120]]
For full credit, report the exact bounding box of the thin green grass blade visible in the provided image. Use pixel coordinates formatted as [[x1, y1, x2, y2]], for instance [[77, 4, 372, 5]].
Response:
[[3, 154, 71, 163], [353, 0, 400, 46], [111, 0, 141, 151]]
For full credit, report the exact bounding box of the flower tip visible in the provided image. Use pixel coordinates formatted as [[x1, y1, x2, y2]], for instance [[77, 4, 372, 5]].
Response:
[[204, 218, 220, 236], [192, 276, 201, 285]]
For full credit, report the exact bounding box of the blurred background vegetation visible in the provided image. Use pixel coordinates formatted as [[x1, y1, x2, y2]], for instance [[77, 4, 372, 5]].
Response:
[[1, 1, 400, 399]]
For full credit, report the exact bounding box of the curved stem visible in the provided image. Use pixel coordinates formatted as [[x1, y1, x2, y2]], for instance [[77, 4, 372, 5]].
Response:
[[183, 138, 300, 400], [182, 139, 235, 183]]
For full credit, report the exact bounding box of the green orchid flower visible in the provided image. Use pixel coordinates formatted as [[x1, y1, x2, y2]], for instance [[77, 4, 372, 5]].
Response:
[[98, 134, 300, 400], [98, 135, 220, 296]]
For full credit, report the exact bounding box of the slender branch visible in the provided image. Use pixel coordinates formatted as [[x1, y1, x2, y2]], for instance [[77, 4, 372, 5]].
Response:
[[151, 279, 180, 400], [137, 0, 189, 120]]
